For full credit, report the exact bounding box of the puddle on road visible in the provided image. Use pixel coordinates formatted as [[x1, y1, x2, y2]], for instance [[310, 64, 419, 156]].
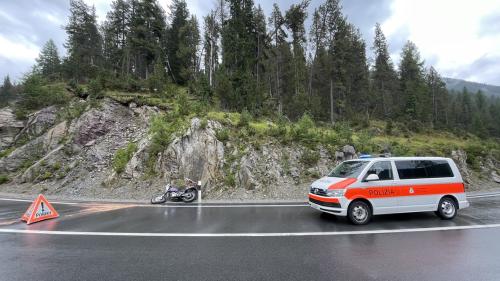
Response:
[[0, 203, 134, 227], [61, 203, 134, 219]]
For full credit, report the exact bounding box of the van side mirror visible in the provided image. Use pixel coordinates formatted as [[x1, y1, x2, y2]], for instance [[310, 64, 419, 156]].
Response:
[[365, 174, 380, 182]]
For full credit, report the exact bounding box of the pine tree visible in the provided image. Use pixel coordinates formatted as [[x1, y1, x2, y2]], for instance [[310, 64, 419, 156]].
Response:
[[309, 0, 343, 123], [426, 66, 447, 127], [177, 15, 200, 87], [285, 0, 310, 97], [220, 0, 260, 111], [399, 41, 427, 121], [268, 3, 287, 114], [167, 0, 190, 84], [128, 0, 167, 80], [372, 23, 398, 118], [345, 26, 370, 120], [253, 5, 268, 96], [35, 39, 61, 80], [0, 76, 13, 105], [64, 0, 103, 82], [102, 0, 131, 77]]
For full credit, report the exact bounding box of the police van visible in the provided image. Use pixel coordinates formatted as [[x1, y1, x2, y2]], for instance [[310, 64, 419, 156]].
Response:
[[308, 157, 469, 225]]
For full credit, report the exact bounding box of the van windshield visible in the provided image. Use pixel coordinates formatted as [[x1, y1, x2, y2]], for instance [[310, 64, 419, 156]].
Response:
[[328, 161, 369, 178]]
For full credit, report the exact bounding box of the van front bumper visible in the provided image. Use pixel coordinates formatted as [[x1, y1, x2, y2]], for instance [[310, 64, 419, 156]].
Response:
[[308, 193, 347, 216], [459, 200, 470, 209]]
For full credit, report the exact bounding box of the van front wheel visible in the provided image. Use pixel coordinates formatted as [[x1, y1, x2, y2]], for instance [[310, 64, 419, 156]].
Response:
[[348, 200, 372, 225], [436, 197, 457, 220]]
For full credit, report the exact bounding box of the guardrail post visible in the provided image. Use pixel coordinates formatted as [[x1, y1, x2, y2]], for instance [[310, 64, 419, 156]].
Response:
[[197, 181, 202, 203]]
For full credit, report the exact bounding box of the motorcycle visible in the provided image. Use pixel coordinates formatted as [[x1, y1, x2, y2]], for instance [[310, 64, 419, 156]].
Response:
[[151, 178, 201, 204]]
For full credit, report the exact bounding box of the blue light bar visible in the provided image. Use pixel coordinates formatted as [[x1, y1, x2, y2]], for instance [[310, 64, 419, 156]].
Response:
[[359, 154, 372, 159]]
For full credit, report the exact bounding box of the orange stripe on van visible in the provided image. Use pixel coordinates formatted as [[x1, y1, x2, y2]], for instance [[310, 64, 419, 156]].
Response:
[[328, 178, 357, 190], [344, 182, 465, 200], [308, 194, 340, 203]]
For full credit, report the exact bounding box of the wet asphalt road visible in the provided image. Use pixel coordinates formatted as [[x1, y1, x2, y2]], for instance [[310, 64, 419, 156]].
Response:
[[1, 194, 500, 280]]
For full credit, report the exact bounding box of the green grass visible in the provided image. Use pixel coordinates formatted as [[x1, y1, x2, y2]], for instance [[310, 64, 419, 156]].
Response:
[[113, 142, 138, 174], [105, 91, 173, 110], [0, 147, 15, 158], [202, 110, 499, 166]]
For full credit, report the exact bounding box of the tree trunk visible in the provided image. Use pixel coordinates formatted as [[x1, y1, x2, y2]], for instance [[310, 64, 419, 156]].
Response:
[[330, 79, 334, 124]]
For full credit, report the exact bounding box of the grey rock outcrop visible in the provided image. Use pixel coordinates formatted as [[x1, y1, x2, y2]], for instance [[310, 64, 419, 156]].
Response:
[[14, 106, 57, 143], [0, 107, 24, 149], [159, 118, 224, 189], [451, 150, 472, 184]]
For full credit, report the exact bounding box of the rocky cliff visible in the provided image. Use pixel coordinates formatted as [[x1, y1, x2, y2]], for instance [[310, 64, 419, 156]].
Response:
[[0, 99, 498, 200]]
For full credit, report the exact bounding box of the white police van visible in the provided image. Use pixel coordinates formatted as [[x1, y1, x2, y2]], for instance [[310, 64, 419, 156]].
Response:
[[309, 156, 469, 225]]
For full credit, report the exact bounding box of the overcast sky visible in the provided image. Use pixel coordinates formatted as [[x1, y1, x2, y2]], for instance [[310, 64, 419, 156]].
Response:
[[1, 0, 499, 85]]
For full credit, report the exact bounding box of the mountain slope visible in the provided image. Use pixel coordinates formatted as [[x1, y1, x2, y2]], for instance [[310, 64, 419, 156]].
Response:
[[444, 77, 500, 97]]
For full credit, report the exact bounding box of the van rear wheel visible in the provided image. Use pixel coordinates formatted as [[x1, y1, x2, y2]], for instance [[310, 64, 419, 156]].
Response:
[[436, 197, 457, 220], [348, 200, 372, 225]]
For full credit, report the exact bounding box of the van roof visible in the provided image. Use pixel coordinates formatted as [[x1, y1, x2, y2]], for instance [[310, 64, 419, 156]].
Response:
[[346, 156, 451, 162]]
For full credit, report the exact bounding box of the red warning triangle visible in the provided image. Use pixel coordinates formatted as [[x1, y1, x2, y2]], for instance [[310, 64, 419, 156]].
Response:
[[21, 194, 59, 225]]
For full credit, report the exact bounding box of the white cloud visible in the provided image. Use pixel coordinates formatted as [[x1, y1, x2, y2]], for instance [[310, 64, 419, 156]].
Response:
[[0, 34, 39, 62], [31, 10, 64, 25], [382, 0, 500, 84]]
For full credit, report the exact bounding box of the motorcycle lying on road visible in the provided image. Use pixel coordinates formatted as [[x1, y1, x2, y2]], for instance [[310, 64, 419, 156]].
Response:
[[151, 178, 200, 204]]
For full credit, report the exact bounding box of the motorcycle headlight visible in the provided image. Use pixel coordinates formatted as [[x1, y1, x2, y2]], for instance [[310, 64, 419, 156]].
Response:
[[326, 189, 345, 197]]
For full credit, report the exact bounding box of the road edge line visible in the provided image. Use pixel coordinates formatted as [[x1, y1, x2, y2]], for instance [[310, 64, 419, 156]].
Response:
[[1, 223, 500, 237]]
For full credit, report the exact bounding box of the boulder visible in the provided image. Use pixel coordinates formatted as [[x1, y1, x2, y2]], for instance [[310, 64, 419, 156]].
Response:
[[342, 145, 356, 160]]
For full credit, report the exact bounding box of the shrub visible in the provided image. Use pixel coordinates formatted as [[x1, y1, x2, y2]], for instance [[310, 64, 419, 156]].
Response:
[[464, 143, 487, 170], [224, 172, 236, 187], [40, 171, 53, 180], [149, 115, 179, 153], [58, 101, 87, 121], [88, 78, 104, 99], [0, 175, 9, 184], [52, 162, 62, 171], [334, 122, 353, 144], [19, 73, 69, 110], [200, 118, 208, 129], [300, 149, 320, 167], [355, 130, 375, 154], [113, 142, 138, 174], [385, 120, 393, 135], [268, 115, 289, 140], [291, 113, 315, 142], [216, 128, 230, 143], [238, 109, 252, 128], [391, 141, 411, 156], [176, 91, 190, 117]]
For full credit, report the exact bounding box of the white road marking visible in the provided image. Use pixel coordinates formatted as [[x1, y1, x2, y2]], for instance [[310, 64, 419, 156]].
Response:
[[467, 193, 500, 199], [0, 197, 307, 207], [1, 223, 500, 237], [0, 191, 498, 208], [144, 204, 308, 208], [0, 198, 80, 205]]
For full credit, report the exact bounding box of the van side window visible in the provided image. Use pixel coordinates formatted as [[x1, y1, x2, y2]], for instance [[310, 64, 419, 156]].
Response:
[[395, 160, 454, 179], [365, 161, 393, 181]]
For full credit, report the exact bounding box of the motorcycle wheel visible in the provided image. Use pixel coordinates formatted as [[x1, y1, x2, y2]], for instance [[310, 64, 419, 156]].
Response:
[[151, 194, 167, 204], [182, 189, 197, 203]]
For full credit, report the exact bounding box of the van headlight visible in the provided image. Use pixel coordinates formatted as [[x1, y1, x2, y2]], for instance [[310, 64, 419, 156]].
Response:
[[326, 189, 345, 197]]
